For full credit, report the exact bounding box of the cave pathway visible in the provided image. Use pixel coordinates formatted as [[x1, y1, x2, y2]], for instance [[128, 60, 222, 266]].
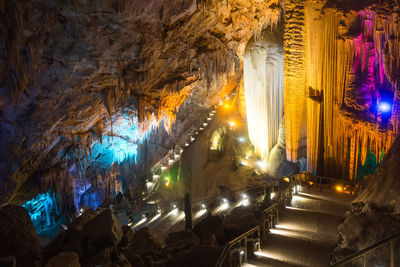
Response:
[[245, 186, 354, 267]]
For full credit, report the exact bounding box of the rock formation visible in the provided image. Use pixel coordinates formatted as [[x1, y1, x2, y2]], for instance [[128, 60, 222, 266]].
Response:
[[0, 0, 282, 215]]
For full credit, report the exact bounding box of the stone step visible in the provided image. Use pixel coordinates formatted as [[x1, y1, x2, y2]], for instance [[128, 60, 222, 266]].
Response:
[[290, 192, 350, 216], [260, 233, 335, 267], [245, 187, 354, 267], [245, 255, 307, 267], [276, 206, 343, 245]]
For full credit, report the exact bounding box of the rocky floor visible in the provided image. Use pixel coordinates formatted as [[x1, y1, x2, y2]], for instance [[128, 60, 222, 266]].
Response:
[[0, 183, 275, 267]]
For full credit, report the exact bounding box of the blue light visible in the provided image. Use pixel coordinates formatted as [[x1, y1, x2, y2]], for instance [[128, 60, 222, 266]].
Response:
[[91, 114, 156, 165], [378, 102, 391, 113], [22, 191, 64, 235]]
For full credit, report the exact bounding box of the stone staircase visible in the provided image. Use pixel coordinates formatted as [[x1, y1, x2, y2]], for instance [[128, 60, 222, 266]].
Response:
[[244, 186, 354, 267]]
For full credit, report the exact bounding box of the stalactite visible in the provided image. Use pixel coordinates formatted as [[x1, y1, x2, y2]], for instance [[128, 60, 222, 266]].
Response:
[[300, 2, 400, 180]]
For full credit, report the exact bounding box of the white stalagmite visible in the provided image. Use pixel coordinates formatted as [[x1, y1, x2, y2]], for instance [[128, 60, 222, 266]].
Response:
[[244, 39, 284, 162]]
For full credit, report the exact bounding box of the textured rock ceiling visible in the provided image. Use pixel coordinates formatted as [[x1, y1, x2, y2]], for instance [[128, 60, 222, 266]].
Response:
[[0, 0, 281, 206], [1, 0, 399, 214]]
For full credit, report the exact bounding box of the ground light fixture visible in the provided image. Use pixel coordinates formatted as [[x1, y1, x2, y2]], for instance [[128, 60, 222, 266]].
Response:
[[240, 160, 248, 166], [256, 160, 265, 169], [238, 136, 246, 142], [335, 185, 343, 192], [171, 204, 179, 216], [221, 198, 229, 211], [164, 176, 170, 187], [241, 194, 250, 206]]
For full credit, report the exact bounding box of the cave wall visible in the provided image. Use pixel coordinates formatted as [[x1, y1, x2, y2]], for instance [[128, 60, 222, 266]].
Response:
[[0, 0, 282, 213], [284, 0, 400, 180]]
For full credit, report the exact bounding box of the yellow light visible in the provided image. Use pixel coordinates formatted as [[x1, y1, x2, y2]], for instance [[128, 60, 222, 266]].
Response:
[[335, 185, 343, 192], [283, 177, 290, 183], [164, 176, 170, 187], [309, 181, 313, 185], [224, 103, 231, 109], [228, 120, 236, 127]]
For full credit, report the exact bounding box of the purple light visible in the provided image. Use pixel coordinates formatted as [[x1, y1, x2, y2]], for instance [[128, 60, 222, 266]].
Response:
[[378, 102, 391, 113]]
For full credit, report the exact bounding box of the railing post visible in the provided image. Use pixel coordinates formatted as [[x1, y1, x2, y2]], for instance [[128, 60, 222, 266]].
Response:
[[276, 206, 279, 225], [257, 228, 261, 251], [390, 240, 394, 267], [244, 237, 248, 263]]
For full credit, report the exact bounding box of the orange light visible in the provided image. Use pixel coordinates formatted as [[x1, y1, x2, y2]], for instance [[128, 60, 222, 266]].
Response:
[[283, 177, 290, 183], [309, 181, 313, 186], [228, 120, 236, 127], [335, 185, 343, 192]]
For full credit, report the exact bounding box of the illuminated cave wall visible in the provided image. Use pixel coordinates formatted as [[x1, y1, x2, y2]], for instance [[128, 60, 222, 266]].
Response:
[[0, 0, 285, 213], [244, 29, 284, 162], [283, 0, 308, 162], [22, 190, 64, 235], [284, 0, 400, 180]]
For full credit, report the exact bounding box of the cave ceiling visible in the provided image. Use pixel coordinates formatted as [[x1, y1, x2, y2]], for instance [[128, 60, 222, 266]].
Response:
[[0, 0, 281, 205], [0, 0, 399, 208]]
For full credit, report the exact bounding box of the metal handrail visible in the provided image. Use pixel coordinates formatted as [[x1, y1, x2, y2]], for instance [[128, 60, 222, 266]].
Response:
[[215, 184, 291, 267], [217, 225, 259, 264], [331, 230, 400, 267], [214, 173, 356, 267]]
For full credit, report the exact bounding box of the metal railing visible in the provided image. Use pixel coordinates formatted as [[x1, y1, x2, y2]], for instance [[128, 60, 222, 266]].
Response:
[[215, 180, 295, 267], [215, 172, 357, 267], [291, 172, 356, 194], [215, 204, 279, 267], [331, 231, 400, 267]]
